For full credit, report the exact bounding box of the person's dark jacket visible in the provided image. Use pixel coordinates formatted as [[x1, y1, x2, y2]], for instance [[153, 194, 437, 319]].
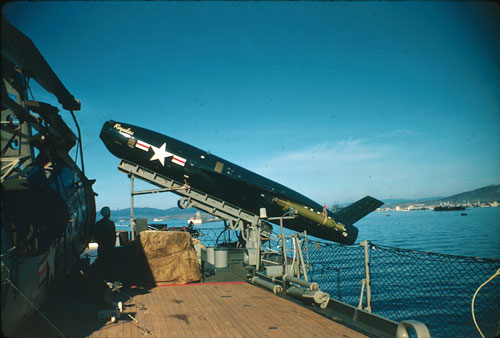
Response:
[[93, 218, 116, 258]]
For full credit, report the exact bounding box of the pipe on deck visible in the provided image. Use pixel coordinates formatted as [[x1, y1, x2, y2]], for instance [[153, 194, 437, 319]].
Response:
[[251, 277, 283, 294], [283, 274, 318, 290]]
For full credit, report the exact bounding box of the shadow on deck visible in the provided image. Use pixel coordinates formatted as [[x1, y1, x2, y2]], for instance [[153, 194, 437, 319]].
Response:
[[10, 243, 369, 338], [10, 244, 249, 338]]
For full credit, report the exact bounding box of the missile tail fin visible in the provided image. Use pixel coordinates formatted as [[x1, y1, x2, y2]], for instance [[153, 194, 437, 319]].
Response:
[[333, 196, 383, 225]]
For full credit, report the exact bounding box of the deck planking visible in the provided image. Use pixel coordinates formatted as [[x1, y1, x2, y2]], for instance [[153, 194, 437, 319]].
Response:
[[11, 248, 367, 338], [12, 280, 367, 338], [83, 282, 367, 338]]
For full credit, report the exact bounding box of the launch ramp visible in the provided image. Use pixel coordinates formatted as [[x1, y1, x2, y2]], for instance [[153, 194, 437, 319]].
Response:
[[118, 159, 263, 229]]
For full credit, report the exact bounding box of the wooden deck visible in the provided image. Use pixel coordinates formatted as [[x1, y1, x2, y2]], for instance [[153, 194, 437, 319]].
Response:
[[11, 245, 368, 338], [13, 281, 367, 338]]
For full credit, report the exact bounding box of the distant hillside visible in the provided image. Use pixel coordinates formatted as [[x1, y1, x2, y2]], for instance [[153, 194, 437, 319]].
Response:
[[384, 184, 500, 207], [382, 197, 442, 205], [107, 185, 500, 219], [440, 184, 500, 204]]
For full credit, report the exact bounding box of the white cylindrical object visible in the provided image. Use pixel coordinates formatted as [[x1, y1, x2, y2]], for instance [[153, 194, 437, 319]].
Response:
[[214, 248, 228, 268], [207, 247, 215, 265], [259, 207, 267, 218]]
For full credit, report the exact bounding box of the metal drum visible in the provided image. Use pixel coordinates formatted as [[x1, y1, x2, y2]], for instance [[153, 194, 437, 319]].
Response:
[[214, 248, 228, 268]]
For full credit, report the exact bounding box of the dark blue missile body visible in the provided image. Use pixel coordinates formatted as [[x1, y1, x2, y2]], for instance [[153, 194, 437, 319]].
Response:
[[100, 121, 383, 244]]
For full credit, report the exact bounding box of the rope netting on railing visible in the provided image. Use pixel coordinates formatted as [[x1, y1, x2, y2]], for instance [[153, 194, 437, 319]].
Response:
[[305, 240, 500, 338], [305, 241, 366, 305], [197, 227, 500, 338], [367, 243, 500, 338], [196, 227, 239, 247]]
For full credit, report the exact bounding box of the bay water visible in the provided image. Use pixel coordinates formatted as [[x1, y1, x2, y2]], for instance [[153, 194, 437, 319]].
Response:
[[117, 206, 500, 258], [356, 207, 499, 259]]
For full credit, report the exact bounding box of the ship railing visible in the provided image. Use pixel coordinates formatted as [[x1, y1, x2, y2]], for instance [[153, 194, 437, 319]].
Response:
[[197, 226, 499, 338]]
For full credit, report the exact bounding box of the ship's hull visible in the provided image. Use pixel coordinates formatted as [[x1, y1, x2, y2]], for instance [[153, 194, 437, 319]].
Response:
[[434, 206, 466, 211], [1, 164, 96, 336], [1, 16, 96, 336]]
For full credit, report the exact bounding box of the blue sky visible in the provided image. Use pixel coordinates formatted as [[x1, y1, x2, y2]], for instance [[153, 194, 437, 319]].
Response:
[[3, 2, 500, 210]]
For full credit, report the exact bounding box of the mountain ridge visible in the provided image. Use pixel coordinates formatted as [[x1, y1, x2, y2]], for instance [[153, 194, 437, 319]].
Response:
[[104, 184, 500, 218], [382, 184, 500, 207]]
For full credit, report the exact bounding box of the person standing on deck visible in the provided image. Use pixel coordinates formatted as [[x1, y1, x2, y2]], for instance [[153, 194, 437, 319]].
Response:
[[93, 206, 116, 278]]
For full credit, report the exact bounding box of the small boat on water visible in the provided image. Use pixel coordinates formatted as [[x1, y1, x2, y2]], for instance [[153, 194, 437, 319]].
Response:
[[188, 211, 203, 225], [433, 203, 465, 211]]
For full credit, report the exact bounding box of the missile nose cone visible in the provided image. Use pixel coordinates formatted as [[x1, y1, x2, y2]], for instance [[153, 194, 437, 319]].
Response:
[[100, 120, 116, 135], [100, 121, 135, 159], [99, 121, 115, 143]]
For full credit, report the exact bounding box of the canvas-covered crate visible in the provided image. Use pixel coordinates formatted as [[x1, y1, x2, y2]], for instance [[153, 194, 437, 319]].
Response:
[[139, 230, 202, 284]]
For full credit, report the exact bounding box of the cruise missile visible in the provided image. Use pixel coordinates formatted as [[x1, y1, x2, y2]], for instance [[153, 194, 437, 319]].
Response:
[[100, 121, 383, 244]]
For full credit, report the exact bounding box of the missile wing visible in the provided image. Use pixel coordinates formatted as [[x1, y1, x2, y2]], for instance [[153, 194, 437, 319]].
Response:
[[100, 121, 383, 244]]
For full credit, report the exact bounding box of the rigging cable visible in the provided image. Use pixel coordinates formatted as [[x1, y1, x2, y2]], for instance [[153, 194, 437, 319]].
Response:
[[27, 77, 34, 102], [69, 110, 85, 175], [1, 261, 66, 338], [471, 267, 500, 338]]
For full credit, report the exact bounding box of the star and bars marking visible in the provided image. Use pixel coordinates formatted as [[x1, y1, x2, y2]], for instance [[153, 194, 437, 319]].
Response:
[[135, 140, 151, 152], [135, 140, 186, 167]]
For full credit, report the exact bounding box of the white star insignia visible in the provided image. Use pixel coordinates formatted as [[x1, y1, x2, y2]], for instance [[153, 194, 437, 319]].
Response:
[[150, 143, 173, 166]]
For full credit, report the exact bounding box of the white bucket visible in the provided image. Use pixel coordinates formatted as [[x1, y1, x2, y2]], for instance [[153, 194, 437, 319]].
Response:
[[214, 248, 228, 269]]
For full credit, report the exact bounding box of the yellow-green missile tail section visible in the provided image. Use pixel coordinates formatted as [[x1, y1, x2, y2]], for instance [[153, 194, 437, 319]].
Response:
[[274, 198, 347, 234]]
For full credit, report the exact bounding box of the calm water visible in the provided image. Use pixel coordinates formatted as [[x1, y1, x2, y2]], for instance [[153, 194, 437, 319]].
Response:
[[116, 207, 500, 258], [356, 207, 500, 259]]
